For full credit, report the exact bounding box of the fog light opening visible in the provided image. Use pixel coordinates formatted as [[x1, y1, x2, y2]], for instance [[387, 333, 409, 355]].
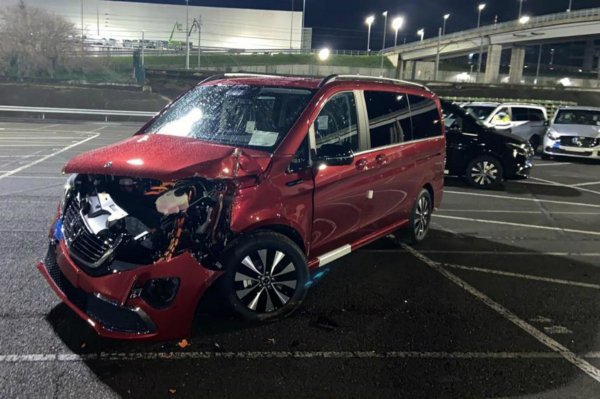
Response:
[[140, 278, 180, 309]]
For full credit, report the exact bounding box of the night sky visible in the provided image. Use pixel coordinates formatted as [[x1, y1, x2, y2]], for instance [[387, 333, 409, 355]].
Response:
[[117, 0, 600, 49]]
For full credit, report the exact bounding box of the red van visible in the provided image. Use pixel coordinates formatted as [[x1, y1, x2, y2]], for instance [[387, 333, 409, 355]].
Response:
[[38, 74, 445, 341]]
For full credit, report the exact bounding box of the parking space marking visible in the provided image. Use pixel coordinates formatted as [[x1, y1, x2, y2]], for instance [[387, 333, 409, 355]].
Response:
[[0, 351, 570, 363], [529, 176, 600, 196], [444, 263, 600, 290], [434, 214, 600, 237], [0, 134, 99, 181], [402, 244, 600, 383], [533, 162, 573, 167], [573, 181, 600, 187], [444, 190, 600, 208], [440, 209, 600, 215]]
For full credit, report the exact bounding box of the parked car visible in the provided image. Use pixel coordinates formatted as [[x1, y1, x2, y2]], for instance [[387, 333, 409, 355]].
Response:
[[443, 100, 534, 188], [461, 102, 548, 150], [37, 74, 446, 341], [543, 106, 600, 161]]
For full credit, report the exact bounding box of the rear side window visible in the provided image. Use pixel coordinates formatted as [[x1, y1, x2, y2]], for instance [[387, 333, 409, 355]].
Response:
[[511, 107, 531, 121], [529, 109, 545, 121], [408, 95, 442, 140], [314, 92, 359, 152], [365, 91, 412, 148]]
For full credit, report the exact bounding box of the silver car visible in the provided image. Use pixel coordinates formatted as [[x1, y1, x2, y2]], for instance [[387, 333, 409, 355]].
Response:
[[543, 106, 600, 160]]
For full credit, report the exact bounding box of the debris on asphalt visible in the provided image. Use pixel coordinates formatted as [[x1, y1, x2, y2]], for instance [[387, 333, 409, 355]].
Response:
[[177, 339, 190, 349]]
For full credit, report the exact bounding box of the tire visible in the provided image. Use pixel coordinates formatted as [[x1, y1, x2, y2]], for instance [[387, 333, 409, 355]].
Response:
[[220, 231, 308, 322], [529, 135, 540, 152], [465, 155, 504, 189], [402, 188, 433, 245]]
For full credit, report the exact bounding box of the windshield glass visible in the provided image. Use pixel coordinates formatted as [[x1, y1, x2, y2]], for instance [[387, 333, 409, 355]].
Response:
[[142, 84, 315, 150], [442, 102, 486, 133], [554, 109, 600, 126], [462, 105, 496, 121]]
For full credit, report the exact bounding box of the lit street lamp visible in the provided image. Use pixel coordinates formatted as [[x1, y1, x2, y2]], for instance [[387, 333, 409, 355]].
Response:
[[380, 11, 388, 72], [443, 13, 450, 35], [477, 3, 486, 28], [366, 15, 375, 52], [519, 15, 531, 24], [417, 29, 424, 42], [318, 47, 330, 61], [392, 16, 404, 47], [476, 3, 486, 81]]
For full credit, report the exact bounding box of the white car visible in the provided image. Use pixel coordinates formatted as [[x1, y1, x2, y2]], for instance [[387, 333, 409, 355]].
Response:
[[543, 106, 600, 160], [461, 102, 548, 150]]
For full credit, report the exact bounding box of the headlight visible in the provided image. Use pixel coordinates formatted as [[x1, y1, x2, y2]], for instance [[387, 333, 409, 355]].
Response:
[[63, 173, 77, 195], [546, 129, 560, 141]]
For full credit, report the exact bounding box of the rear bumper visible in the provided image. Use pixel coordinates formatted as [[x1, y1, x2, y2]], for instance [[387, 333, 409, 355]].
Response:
[[38, 240, 222, 341]]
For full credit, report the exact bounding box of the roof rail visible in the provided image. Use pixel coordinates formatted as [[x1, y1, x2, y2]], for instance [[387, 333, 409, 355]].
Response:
[[319, 74, 429, 90], [223, 73, 282, 79]]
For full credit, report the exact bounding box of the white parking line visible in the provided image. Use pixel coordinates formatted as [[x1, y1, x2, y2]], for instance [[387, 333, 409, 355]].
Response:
[[360, 249, 600, 257], [440, 209, 600, 215], [573, 181, 600, 187], [401, 244, 600, 383], [529, 176, 600, 196], [0, 134, 99, 181], [443, 263, 600, 290], [0, 351, 571, 363], [533, 162, 573, 167], [433, 214, 600, 237], [444, 190, 600, 209]]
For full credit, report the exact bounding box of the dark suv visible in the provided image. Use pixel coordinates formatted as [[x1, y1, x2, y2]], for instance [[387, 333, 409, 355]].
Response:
[[442, 100, 534, 188], [38, 74, 446, 341]]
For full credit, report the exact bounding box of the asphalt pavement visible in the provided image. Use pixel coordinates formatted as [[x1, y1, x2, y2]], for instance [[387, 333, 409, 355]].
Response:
[[1, 120, 600, 398]]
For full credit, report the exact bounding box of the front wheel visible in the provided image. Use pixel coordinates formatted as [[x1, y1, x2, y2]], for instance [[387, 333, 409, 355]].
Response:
[[401, 188, 433, 245], [221, 231, 309, 322], [465, 155, 504, 189]]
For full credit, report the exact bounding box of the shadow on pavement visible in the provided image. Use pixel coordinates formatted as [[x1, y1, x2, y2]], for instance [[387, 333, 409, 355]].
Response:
[[45, 229, 600, 398]]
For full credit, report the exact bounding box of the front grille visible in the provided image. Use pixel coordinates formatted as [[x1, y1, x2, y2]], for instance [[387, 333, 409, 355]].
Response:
[[62, 199, 120, 270], [44, 246, 155, 334], [547, 147, 594, 157], [559, 136, 599, 148]]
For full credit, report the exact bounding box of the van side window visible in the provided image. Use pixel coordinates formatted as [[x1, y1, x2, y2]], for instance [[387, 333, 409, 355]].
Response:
[[365, 91, 412, 148], [314, 92, 359, 153], [528, 109, 545, 122], [408, 95, 443, 140], [512, 107, 531, 122]]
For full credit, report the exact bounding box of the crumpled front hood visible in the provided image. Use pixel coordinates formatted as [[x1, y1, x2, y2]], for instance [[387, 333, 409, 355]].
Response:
[[64, 134, 272, 181], [551, 124, 600, 138]]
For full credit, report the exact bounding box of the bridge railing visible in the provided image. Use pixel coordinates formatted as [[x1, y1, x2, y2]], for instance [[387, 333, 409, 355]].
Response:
[[383, 7, 600, 54]]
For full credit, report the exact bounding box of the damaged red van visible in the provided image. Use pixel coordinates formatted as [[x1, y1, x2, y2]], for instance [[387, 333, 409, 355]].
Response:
[[37, 74, 445, 341]]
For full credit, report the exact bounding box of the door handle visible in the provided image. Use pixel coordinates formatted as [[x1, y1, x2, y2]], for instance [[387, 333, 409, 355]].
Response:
[[376, 154, 388, 165], [355, 158, 368, 170]]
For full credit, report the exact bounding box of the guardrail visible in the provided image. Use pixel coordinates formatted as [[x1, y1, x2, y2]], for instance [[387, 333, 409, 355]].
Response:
[[0, 106, 156, 121]]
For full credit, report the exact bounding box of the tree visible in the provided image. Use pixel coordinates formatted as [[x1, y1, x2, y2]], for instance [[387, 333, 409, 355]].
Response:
[[0, 1, 76, 78]]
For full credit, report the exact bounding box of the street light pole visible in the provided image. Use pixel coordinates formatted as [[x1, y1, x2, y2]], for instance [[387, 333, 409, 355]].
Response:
[[80, 0, 84, 52], [290, 0, 294, 49], [185, 0, 190, 70], [476, 4, 486, 81], [366, 15, 375, 52], [518, 0, 524, 19], [302, 0, 306, 50], [392, 17, 404, 47], [380, 11, 388, 73], [568, 0, 573, 12], [435, 27, 441, 81], [197, 16, 202, 69], [443, 14, 450, 35]]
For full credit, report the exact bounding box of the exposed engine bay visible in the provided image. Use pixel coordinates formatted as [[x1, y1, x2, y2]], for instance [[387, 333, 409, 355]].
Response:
[[61, 174, 231, 276]]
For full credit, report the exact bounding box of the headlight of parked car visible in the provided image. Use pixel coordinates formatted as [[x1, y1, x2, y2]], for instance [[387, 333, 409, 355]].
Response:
[[546, 129, 560, 141]]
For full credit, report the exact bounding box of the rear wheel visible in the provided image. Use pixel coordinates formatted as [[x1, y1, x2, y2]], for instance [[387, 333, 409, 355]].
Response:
[[465, 156, 504, 189], [221, 231, 308, 321], [401, 188, 432, 245]]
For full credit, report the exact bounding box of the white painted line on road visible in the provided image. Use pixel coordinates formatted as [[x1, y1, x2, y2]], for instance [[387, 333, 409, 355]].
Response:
[[40, 123, 62, 130], [401, 244, 600, 383], [529, 176, 600, 196], [573, 181, 600, 187], [0, 144, 69, 147], [533, 162, 573, 167], [440, 209, 600, 215], [91, 125, 110, 132], [2, 175, 65, 180], [0, 134, 99, 181], [443, 263, 600, 290], [0, 351, 572, 363], [359, 249, 600, 257], [0, 137, 90, 140], [433, 214, 600, 237], [444, 190, 600, 209]]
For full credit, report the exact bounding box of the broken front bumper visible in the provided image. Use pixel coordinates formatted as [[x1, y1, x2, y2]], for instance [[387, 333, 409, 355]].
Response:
[[37, 240, 222, 341]]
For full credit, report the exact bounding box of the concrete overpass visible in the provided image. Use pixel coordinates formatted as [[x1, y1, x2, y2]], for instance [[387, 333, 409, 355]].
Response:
[[384, 8, 600, 84]]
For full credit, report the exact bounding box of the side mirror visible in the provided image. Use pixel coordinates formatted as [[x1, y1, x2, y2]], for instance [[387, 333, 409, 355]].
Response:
[[315, 143, 354, 167]]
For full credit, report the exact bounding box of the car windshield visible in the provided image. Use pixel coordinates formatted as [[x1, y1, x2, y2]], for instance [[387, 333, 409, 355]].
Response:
[[462, 105, 496, 121], [554, 109, 600, 126], [442, 102, 486, 132], [141, 84, 315, 151]]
